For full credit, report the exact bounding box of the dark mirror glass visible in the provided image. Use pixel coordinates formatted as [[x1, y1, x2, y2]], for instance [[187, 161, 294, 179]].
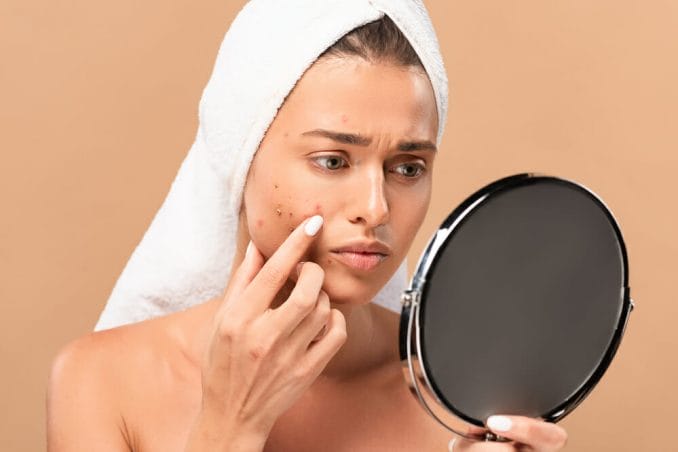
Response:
[[409, 175, 630, 429]]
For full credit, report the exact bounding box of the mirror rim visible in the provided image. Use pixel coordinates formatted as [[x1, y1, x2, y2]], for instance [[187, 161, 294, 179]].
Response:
[[399, 172, 634, 439]]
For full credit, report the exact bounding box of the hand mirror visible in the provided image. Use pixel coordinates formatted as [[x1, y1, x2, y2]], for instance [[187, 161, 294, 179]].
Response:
[[399, 173, 633, 441]]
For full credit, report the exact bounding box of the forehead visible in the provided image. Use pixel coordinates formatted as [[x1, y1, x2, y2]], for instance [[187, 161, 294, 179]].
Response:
[[272, 56, 438, 140]]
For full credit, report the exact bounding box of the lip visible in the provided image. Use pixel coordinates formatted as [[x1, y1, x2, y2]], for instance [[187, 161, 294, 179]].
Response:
[[330, 240, 391, 271], [331, 240, 392, 255]]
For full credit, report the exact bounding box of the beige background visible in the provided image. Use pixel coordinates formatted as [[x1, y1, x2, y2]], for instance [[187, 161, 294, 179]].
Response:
[[1, 0, 676, 450]]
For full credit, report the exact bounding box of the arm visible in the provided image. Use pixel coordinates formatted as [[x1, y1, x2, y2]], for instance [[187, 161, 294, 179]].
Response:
[[47, 334, 132, 452]]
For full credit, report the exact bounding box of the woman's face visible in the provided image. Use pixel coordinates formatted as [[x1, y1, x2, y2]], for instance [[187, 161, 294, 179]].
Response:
[[242, 56, 438, 305]]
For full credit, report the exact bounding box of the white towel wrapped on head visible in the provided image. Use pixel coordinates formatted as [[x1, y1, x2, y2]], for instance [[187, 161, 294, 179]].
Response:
[[94, 0, 448, 331]]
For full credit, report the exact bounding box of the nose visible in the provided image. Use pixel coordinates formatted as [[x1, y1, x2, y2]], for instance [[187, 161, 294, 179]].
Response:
[[348, 168, 390, 228]]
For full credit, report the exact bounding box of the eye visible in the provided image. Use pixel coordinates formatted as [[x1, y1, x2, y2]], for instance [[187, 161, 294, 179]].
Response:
[[313, 155, 349, 171], [392, 162, 425, 178]]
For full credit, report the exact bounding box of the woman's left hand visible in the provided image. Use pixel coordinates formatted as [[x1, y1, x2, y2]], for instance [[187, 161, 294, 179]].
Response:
[[450, 415, 568, 451]]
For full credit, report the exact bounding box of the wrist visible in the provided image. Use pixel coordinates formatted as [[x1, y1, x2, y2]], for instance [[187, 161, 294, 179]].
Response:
[[185, 408, 268, 452]]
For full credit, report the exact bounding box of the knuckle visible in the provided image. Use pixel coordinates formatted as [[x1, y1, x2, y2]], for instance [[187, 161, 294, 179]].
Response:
[[523, 420, 565, 448], [307, 262, 325, 279], [260, 266, 286, 289], [333, 309, 346, 327], [246, 336, 275, 362], [318, 297, 331, 313], [291, 363, 311, 382], [247, 344, 267, 361], [216, 320, 241, 341], [315, 298, 331, 320], [524, 422, 540, 441], [552, 427, 568, 449], [317, 290, 330, 304], [290, 292, 315, 312], [330, 323, 348, 344], [267, 353, 285, 371]]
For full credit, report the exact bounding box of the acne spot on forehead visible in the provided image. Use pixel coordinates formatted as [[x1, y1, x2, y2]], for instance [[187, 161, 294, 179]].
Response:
[[341, 114, 348, 123], [315, 203, 322, 212], [256, 219, 264, 228]]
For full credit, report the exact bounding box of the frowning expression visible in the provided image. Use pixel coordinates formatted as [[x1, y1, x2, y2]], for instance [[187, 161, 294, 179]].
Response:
[[241, 55, 438, 305]]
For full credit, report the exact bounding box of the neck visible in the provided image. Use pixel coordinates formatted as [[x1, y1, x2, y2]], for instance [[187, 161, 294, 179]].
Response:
[[320, 300, 380, 379]]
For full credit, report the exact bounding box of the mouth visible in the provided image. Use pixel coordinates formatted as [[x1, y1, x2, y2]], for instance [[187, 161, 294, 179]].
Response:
[[330, 241, 391, 272]]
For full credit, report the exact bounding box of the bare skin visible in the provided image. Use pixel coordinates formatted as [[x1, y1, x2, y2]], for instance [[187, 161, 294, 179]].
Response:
[[47, 57, 567, 451]]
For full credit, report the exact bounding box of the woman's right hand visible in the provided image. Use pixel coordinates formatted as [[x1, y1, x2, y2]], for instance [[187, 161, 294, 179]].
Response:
[[186, 215, 347, 451]]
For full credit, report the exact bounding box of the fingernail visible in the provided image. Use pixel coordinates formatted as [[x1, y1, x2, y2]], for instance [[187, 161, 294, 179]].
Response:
[[487, 415, 512, 432], [304, 215, 323, 237], [245, 240, 255, 259]]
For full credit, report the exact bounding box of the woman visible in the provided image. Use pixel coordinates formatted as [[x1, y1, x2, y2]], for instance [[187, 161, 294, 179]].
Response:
[[47, 1, 568, 450]]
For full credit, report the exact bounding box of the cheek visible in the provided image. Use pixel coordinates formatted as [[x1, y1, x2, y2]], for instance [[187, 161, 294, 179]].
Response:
[[390, 187, 431, 252], [247, 182, 327, 258]]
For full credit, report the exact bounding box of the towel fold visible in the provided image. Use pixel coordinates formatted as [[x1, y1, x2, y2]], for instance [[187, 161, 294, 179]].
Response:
[[94, 0, 448, 331]]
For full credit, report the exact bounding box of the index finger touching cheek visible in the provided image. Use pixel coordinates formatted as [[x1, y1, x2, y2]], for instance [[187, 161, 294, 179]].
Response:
[[243, 215, 324, 315]]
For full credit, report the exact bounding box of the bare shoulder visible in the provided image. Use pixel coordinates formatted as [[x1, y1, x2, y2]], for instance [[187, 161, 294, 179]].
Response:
[[51, 313, 173, 380], [47, 316, 181, 451], [54, 323, 135, 366]]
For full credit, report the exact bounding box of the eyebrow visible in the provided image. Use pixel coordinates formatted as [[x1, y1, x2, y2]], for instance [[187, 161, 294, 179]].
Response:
[[301, 128, 437, 152]]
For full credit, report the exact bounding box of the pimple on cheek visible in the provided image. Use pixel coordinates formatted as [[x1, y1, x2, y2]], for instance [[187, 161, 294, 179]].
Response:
[[296, 203, 323, 221], [256, 219, 264, 228]]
